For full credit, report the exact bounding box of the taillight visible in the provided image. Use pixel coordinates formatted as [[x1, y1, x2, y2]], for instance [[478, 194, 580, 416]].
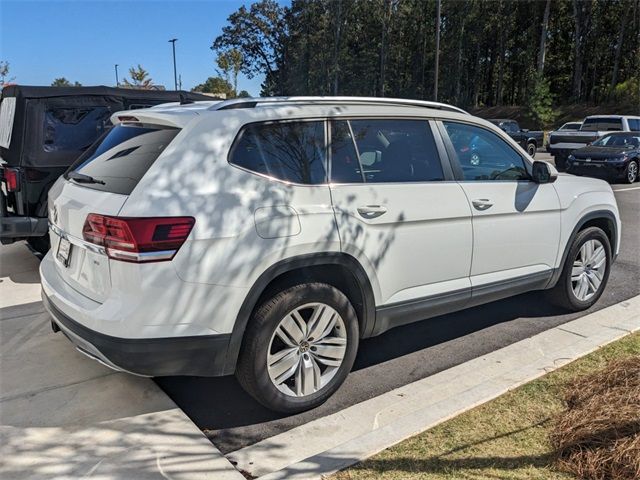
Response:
[[3, 168, 19, 192], [82, 214, 195, 263]]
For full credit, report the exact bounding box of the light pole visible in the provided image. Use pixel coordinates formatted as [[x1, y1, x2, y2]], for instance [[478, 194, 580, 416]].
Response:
[[168, 38, 178, 91], [434, 0, 441, 101], [114, 64, 119, 87]]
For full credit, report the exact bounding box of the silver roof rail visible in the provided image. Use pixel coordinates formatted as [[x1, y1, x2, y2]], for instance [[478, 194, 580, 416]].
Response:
[[211, 96, 469, 115]]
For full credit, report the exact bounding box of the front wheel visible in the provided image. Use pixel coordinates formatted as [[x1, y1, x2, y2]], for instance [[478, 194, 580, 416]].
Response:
[[624, 160, 638, 184], [548, 227, 611, 311], [236, 283, 359, 413]]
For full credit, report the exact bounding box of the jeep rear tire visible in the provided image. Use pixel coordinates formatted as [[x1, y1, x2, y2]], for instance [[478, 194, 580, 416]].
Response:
[[236, 283, 359, 413]]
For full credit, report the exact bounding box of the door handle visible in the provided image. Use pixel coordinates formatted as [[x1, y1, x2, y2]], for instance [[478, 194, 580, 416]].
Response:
[[357, 205, 387, 219], [472, 199, 494, 211]]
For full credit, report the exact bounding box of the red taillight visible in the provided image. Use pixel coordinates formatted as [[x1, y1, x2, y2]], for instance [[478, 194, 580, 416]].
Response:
[[82, 214, 195, 263], [3, 168, 19, 192]]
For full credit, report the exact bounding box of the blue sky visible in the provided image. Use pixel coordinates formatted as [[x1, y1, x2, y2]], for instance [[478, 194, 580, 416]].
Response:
[[1, 0, 280, 95]]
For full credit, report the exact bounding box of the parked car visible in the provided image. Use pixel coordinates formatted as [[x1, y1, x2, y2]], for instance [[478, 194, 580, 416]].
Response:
[[488, 119, 544, 157], [545, 121, 583, 149], [0, 85, 211, 254], [40, 97, 620, 413], [566, 132, 640, 183], [548, 115, 640, 170]]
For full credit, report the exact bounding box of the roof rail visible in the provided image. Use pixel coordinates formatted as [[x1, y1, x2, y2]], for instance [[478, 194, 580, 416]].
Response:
[[211, 96, 469, 115]]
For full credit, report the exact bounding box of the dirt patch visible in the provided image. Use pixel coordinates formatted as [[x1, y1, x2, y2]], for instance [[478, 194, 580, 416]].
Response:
[[550, 356, 640, 480]]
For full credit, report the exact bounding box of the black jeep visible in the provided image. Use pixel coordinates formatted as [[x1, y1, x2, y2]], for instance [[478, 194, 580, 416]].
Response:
[[0, 85, 211, 253]]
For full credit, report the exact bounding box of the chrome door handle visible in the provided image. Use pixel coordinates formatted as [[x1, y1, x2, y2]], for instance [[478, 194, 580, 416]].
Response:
[[357, 205, 387, 219], [472, 199, 494, 211]]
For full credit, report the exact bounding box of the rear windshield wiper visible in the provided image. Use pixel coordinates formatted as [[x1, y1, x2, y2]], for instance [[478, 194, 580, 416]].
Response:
[[67, 171, 106, 185]]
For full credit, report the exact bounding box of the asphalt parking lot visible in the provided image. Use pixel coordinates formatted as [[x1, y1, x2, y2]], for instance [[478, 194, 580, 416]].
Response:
[[157, 155, 640, 455]]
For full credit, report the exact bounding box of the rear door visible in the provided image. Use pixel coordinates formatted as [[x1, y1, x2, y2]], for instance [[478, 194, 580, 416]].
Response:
[[48, 122, 180, 302], [438, 120, 561, 289], [329, 118, 473, 309]]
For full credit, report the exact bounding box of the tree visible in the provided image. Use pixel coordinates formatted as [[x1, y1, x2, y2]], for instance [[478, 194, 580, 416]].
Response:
[[122, 65, 154, 89], [237, 90, 251, 98], [0, 61, 14, 86], [528, 75, 556, 128], [212, 0, 286, 94], [192, 76, 234, 98], [216, 49, 244, 95], [51, 77, 82, 87]]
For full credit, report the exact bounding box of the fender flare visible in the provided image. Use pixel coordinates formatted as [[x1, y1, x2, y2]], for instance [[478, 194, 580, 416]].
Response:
[[221, 252, 376, 375], [546, 209, 618, 288]]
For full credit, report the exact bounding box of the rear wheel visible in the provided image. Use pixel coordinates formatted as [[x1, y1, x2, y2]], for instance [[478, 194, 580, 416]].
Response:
[[527, 142, 537, 157], [27, 235, 50, 256], [548, 227, 611, 311], [236, 283, 359, 413]]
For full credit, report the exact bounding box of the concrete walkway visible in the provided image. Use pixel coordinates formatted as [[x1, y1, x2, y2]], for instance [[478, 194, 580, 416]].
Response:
[[228, 294, 640, 480], [0, 243, 243, 480]]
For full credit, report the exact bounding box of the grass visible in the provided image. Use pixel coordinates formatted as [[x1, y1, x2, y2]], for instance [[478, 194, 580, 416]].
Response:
[[333, 331, 640, 480]]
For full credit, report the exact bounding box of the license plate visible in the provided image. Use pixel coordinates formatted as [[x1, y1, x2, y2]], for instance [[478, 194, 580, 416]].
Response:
[[56, 237, 72, 267]]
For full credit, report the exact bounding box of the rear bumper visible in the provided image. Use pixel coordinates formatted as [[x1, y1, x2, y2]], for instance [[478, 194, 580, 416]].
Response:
[[42, 290, 231, 377], [0, 215, 48, 241]]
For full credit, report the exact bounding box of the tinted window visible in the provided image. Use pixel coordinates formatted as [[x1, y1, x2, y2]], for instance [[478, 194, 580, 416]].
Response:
[[628, 119, 640, 131], [443, 122, 529, 181], [67, 124, 179, 195], [43, 106, 111, 153], [331, 119, 444, 183], [581, 117, 623, 132], [562, 122, 582, 131], [229, 121, 326, 184], [593, 134, 640, 147]]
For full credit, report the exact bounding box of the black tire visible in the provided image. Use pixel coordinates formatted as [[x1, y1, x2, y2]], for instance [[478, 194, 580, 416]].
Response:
[[527, 142, 537, 157], [623, 159, 638, 184], [236, 283, 359, 413], [554, 155, 567, 171], [27, 235, 50, 256], [548, 227, 611, 311]]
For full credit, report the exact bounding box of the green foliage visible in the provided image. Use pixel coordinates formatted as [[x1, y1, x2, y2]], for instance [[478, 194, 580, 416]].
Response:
[[216, 48, 244, 95], [192, 76, 235, 98], [213, 0, 640, 109], [237, 90, 251, 98], [528, 75, 557, 128], [51, 77, 82, 87], [122, 65, 153, 89], [613, 78, 640, 106]]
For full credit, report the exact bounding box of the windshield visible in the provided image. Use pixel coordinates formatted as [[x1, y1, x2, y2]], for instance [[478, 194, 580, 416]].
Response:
[[66, 123, 179, 195], [592, 134, 640, 148], [581, 118, 623, 132]]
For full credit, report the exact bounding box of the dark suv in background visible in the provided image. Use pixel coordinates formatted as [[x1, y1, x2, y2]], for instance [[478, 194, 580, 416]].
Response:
[[0, 85, 210, 253], [488, 119, 544, 157]]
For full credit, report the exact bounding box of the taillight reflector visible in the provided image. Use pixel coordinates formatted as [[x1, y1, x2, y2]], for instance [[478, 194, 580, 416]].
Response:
[[3, 168, 19, 192], [82, 214, 195, 263]]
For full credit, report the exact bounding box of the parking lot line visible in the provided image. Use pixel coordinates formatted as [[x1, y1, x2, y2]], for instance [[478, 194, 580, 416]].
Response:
[[612, 186, 640, 192], [228, 295, 640, 479]]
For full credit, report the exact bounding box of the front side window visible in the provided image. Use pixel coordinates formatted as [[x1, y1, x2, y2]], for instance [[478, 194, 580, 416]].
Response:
[[43, 106, 111, 153], [443, 121, 529, 181], [229, 121, 326, 184], [330, 119, 444, 183]]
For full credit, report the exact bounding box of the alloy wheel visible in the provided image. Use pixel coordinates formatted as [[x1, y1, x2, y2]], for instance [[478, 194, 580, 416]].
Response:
[[267, 302, 347, 397], [628, 161, 638, 183], [571, 239, 606, 301]]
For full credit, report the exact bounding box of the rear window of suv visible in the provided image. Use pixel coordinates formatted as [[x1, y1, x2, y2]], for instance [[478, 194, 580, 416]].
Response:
[[581, 118, 623, 131], [66, 123, 179, 195]]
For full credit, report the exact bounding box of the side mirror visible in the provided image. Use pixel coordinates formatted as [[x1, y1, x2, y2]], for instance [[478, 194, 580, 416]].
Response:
[[532, 161, 558, 184]]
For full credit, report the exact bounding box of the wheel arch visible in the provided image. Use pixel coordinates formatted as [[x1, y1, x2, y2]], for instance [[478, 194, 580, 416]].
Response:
[[547, 209, 618, 289], [222, 252, 376, 375]]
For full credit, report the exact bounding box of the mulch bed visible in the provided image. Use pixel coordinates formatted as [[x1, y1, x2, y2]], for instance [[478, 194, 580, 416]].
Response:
[[550, 356, 640, 480]]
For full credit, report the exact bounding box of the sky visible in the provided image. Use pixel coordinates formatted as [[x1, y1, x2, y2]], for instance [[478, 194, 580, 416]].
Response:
[[0, 0, 280, 95]]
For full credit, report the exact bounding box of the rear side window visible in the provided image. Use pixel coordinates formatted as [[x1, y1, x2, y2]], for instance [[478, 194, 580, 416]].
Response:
[[0, 97, 16, 148], [43, 106, 111, 152], [628, 119, 640, 131], [331, 119, 444, 183], [229, 121, 326, 184], [67, 123, 179, 195], [581, 118, 623, 132]]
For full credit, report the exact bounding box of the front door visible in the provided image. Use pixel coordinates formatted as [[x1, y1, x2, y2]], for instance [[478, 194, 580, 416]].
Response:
[[438, 120, 561, 291]]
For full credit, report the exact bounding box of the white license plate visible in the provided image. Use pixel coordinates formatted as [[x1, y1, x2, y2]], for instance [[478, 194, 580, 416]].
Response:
[[56, 237, 72, 267]]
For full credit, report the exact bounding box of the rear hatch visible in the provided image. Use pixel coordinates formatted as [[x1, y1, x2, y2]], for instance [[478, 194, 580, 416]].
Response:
[[48, 122, 180, 302]]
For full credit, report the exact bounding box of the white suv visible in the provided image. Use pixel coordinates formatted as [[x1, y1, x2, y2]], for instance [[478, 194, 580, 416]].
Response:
[[41, 97, 621, 413]]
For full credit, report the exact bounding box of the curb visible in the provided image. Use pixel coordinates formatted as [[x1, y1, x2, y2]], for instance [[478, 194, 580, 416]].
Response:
[[228, 295, 640, 479]]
